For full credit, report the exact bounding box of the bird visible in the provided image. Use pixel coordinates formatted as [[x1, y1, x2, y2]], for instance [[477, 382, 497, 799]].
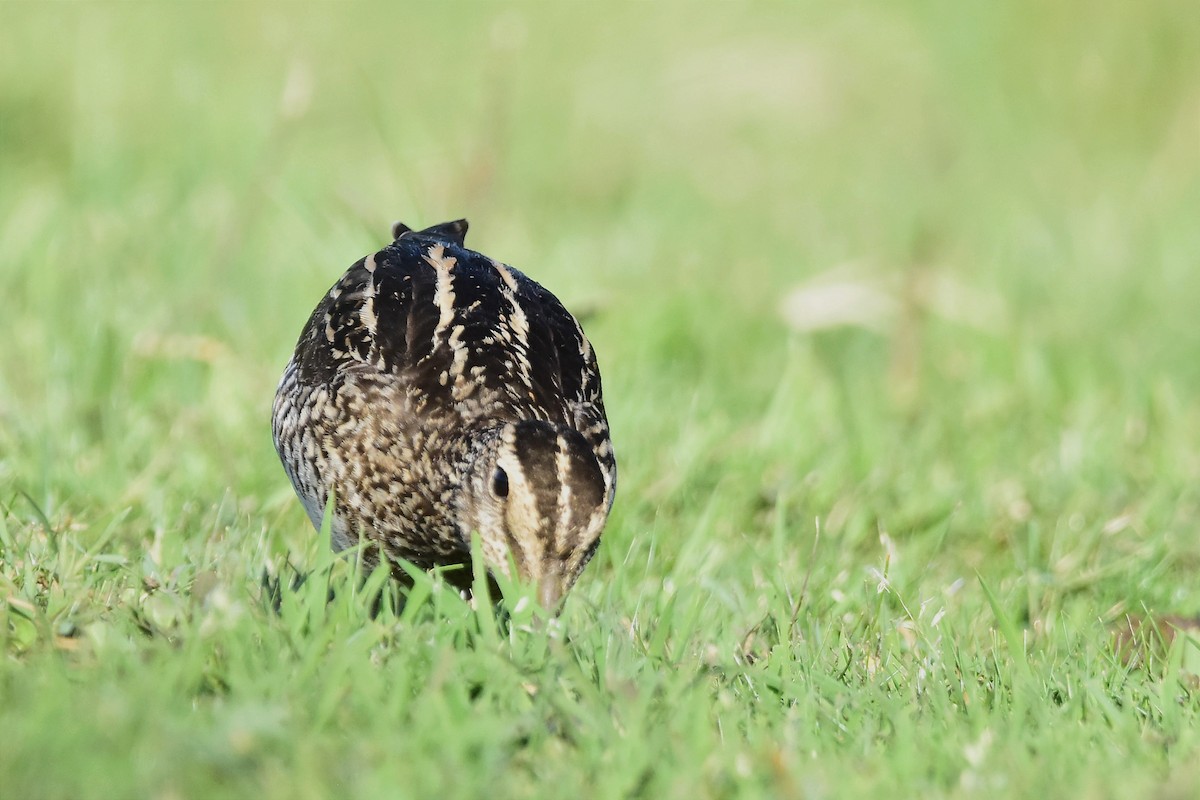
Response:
[[271, 219, 616, 610]]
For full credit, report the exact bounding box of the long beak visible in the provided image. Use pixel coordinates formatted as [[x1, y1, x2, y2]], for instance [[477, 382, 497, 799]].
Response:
[[536, 571, 566, 613], [540, 578, 566, 609]]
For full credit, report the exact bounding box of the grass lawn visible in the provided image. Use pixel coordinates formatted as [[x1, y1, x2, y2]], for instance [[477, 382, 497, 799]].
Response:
[[4, 2, 1200, 797]]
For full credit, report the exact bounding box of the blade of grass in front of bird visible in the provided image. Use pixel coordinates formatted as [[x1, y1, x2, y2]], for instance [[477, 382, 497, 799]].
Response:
[[469, 532, 500, 647], [393, 557, 435, 623]]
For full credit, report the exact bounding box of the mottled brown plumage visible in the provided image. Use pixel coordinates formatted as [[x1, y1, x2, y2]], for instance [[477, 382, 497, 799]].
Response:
[[271, 220, 615, 608]]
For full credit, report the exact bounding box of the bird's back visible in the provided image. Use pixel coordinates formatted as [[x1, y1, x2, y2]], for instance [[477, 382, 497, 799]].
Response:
[[291, 223, 600, 428]]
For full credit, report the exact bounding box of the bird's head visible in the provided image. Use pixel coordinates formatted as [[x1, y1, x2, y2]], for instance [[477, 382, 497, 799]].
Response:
[[459, 420, 610, 611]]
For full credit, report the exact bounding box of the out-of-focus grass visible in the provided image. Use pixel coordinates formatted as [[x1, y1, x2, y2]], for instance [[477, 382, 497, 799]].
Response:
[[2, 2, 1200, 798]]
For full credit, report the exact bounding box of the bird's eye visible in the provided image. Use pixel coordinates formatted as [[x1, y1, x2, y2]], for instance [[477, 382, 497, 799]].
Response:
[[491, 467, 509, 498]]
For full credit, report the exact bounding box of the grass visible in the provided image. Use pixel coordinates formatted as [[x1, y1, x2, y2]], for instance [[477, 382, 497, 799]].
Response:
[[3, 1, 1200, 797]]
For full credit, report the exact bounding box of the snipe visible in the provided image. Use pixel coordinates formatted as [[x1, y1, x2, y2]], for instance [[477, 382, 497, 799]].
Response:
[[271, 220, 616, 609]]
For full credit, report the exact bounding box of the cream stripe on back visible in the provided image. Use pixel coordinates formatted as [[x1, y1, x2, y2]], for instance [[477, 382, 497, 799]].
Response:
[[424, 244, 458, 348], [554, 433, 573, 551]]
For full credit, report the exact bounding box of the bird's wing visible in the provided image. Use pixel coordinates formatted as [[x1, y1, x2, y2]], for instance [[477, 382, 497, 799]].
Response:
[[290, 229, 616, 505], [521, 280, 617, 509]]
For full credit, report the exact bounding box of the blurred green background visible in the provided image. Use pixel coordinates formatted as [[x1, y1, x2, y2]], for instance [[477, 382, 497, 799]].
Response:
[[5, 1, 1199, 579], [3, 2, 1200, 797]]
